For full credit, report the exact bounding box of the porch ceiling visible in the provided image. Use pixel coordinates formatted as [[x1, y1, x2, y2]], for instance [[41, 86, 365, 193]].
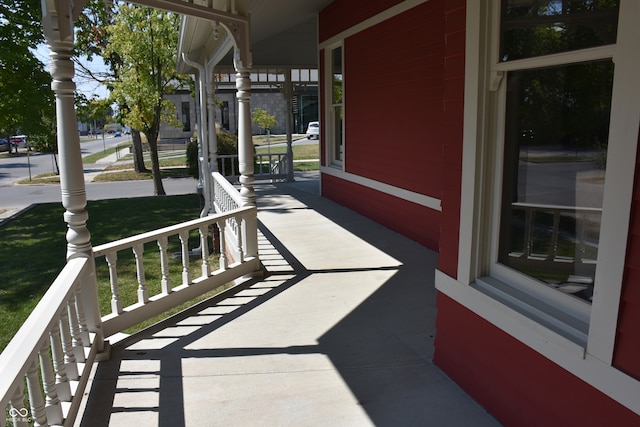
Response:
[[177, 0, 333, 73]]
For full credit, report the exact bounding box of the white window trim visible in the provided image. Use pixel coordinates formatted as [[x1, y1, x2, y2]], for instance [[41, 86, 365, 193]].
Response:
[[436, 0, 640, 416], [324, 43, 345, 170]]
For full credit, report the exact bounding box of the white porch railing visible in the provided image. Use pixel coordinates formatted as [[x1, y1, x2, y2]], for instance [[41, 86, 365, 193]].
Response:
[[0, 257, 101, 427], [1, 178, 260, 427], [218, 152, 289, 181], [94, 205, 259, 337], [506, 202, 601, 281]]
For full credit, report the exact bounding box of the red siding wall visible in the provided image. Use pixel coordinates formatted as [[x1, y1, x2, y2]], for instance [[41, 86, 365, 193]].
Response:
[[344, 0, 444, 197], [319, 0, 465, 254], [322, 173, 440, 249], [434, 293, 640, 426], [319, 0, 405, 42], [613, 128, 640, 380]]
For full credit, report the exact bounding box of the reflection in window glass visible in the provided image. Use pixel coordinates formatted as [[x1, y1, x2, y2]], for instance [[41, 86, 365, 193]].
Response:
[[500, 0, 619, 61], [334, 106, 343, 161], [330, 46, 343, 163], [332, 47, 343, 104], [498, 60, 614, 302]]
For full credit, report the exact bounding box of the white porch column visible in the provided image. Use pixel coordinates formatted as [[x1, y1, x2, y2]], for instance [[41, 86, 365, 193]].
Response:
[[234, 52, 259, 265], [283, 70, 295, 182], [49, 41, 92, 259], [183, 54, 213, 217], [206, 63, 218, 172], [43, 0, 105, 354]]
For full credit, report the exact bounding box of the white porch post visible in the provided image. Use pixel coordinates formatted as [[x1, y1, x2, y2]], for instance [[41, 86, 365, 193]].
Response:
[[284, 70, 295, 182], [49, 44, 91, 259], [43, 0, 105, 353], [182, 54, 213, 217], [206, 63, 218, 172], [234, 51, 259, 267]]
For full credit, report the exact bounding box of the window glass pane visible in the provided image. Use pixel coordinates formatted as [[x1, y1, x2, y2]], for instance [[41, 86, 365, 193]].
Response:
[[332, 47, 343, 104], [333, 105, 343, 161], [498, 60, 614, 302], [500, 0, 619, 61], [181, 102, 190, 132]]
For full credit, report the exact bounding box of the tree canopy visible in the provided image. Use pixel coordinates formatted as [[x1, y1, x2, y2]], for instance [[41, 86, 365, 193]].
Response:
[[0, 0, 54, 142], [105, 4, 184, 195]]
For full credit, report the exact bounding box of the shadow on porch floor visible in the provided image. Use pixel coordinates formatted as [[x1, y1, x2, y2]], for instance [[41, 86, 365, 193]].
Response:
[[76, 172, 500, 426]]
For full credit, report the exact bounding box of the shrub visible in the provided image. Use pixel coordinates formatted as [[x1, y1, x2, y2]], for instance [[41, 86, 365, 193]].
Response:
[[185, 132, 240, 178]]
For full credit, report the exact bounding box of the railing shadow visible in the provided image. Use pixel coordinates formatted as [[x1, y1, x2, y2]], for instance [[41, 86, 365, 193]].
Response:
[[79, 179, 498, 426]]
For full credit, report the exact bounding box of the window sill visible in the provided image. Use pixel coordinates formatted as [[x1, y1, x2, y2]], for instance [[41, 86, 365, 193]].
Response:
[[434, 269, 587, 359], [473, 276, 589, 347], [435, 268, 640, 415]]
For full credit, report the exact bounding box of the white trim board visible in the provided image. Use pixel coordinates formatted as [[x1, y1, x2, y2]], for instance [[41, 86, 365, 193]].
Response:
[[318, 0, 430, 48], [435, 269, 640, 417], [320, 166, 442, 212]]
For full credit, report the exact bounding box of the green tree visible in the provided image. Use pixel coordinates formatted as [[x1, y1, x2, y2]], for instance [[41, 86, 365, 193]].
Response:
[[252, 108, 277, 134], [74, 1, 149, 173], [105, 4, 183, 195], [29, 116, 59, 174], [0, 0, 54, 152]]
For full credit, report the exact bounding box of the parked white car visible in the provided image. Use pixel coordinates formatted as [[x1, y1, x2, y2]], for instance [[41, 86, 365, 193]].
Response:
[[306, 121, 319, 139]]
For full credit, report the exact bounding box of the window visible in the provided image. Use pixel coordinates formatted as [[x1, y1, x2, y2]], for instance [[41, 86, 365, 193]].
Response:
[[498, 61, 614, 303], [500, 0, 619, 61], [436, 0, 640, 406], [493, 1, 619, 306], [328, 45, 344, 165], [181, 102, 191, 132]]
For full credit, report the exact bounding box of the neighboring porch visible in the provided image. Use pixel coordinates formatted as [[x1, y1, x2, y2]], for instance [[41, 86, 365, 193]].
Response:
[[75, 174, 499, 426]]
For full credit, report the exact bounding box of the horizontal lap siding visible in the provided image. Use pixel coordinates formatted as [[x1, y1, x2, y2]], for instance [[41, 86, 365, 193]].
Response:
[[613, 128, 640, 380], [434, 293, 640, 426], [345, 0, 445, 198], [319, 0, 406, 42], [322, 174, 440, 249]]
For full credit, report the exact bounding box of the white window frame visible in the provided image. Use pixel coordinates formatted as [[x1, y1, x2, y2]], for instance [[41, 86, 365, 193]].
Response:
[[324, 43, 345, 169], [436, 0, 640, 415]]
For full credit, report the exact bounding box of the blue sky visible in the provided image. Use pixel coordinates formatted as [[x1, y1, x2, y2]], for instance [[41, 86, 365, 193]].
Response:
[[34, 44, 109, 99]]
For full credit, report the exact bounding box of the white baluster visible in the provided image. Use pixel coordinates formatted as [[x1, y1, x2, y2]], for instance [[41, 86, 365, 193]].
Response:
[[50, 322, 71, 401], [67, 293, 86, 363], [217, 221, 228, 270], [132, 244, 149, 303], [39, 341, 63, 424], [59, 308, 79, 380], [10, 384, 29, 427], [73, 284, 91, 347], [179, 230, 191, 285], [105, 252, 123, 314], [236, 215, 245, 263], [549, 210, 561, 261], [157, 236, 171, 294], [25, 360, 46, 426], [199, 225, 210, 277]]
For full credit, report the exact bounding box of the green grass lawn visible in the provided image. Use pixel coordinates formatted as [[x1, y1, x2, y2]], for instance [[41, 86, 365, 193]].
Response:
[[0, 194, 229, 352], [255, 143, 318, 160]]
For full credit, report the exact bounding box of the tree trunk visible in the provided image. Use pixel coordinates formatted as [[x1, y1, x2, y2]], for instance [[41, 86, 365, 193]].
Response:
[[131, 130, 149, 173], [147, 137, 166, 196]]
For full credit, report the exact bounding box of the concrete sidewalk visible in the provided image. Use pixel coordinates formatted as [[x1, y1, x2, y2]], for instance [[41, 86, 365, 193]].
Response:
[[76, 174, 500, 426]]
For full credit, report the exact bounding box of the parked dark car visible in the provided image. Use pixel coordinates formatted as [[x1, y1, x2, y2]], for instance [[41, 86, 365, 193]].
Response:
[[0, 139, 8, 152]]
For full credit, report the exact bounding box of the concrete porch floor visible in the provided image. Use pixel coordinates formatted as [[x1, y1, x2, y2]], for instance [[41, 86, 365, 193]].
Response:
[[76, 172, 500, 426]]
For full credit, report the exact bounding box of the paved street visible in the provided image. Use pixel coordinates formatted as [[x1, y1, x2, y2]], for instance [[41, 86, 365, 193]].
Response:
[[0, 135, 198, 222], [0, 134, 128, 188]]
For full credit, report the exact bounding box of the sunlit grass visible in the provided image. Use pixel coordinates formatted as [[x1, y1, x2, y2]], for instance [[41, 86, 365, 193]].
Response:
[[0, 194, 229, 352]]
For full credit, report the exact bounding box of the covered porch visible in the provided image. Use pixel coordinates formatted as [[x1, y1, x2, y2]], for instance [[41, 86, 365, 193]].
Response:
[[76, 174, 498, 426]]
